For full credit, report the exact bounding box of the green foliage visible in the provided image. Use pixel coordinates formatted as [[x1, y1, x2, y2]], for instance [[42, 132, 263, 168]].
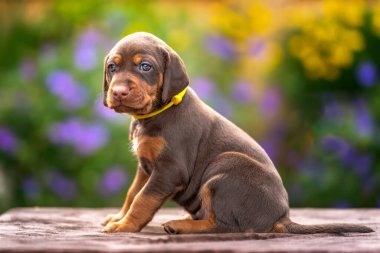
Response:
[[270, 4, 380, 207]]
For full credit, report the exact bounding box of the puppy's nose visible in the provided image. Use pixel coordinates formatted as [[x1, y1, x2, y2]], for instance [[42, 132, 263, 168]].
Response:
[[112, 86, 129, 100]]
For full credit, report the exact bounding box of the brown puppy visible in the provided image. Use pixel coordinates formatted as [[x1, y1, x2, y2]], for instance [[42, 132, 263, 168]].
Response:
[[101, 32, 373, 234]]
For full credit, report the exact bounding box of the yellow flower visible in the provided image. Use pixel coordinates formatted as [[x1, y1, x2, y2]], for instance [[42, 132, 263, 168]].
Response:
[[211, 3, 250, 41], [342, 1, 365, 27], [288, 35, 315, 60], [341, 29, 364, 51], [323, 0, 365, 27], [248, 1, 273, 35], [266, 41, 282, 70], [285, 7, 316, 30], [372, 2, 380, 36], [287, 2, 367, 81], [304, 54, 327, 79], [312, 24, 336, 44], [323, 1, 341, 22], [327, 44, 353, 68], [211, 0, 273, 41]]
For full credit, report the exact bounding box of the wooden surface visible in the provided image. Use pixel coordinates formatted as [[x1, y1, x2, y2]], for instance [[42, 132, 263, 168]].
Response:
[[0, 208, 379, 253]]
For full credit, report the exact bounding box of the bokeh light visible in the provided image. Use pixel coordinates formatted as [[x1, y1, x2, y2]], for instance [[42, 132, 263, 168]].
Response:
[[0, 0, 379, 212]]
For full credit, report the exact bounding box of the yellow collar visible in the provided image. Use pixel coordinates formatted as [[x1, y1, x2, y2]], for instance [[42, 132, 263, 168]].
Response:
[[131, 87, 188, 120]]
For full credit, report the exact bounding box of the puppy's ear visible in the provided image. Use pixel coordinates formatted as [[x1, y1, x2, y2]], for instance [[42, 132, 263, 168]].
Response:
[[103, 55, 109, 107], [161, 47, 189, 103]]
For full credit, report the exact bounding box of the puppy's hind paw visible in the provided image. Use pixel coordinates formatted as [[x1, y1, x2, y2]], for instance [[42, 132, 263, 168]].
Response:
[[162, 221, 180, 234]]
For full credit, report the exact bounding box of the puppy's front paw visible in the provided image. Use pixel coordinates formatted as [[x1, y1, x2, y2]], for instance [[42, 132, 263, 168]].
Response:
[[101, 213, 124, 226], [102, 221, 139, 233]]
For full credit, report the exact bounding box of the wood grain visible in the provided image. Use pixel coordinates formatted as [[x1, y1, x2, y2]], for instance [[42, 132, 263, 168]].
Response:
[[0, 208, 379, 252]]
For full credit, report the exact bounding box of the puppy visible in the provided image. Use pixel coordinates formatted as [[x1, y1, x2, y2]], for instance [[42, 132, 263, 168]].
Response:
[[101, 32, 373, 234]]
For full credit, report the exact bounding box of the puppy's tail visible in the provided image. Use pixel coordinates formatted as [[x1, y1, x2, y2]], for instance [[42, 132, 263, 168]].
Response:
[[272, 217, 374, 234]]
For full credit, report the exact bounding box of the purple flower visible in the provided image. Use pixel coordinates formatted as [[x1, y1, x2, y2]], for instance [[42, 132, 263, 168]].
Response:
[[75, 46, 97, 71], [46, 70, 89, 109], [45, 170, 77, 201], [320, 136, 352, 158], [19, 59, 36, 81], [74, 29, 103, 71], [49, 118, 109, 155], [205, 35, 235, 59], [321, 135, 373, 178], [261, 138, 278, 162], [79, 123, 109, 155], [260, 87, 281, 117], [249, 39, 266, 58], [21, 177, 39, 200], [362, 176, 375, 194], [191, 78, 215, 100], [260, 127, 284, 163], [232, 80, 254, 103], [354, 99, 374, 137], [49, 118, 81, 144], [99, 165, 129, 196], [341, 150, 372, 178], [355, 61, 377, 87], [0, 127, 19, 154], [332, 201, 352, 208]]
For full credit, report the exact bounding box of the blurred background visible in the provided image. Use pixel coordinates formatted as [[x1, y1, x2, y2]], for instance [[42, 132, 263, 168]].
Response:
[[0, 0, 379, 213]]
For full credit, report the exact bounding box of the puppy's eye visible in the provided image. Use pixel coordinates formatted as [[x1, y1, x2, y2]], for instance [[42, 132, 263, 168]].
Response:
[[108, 63, 117, 73], [140, 63, 152, 72]]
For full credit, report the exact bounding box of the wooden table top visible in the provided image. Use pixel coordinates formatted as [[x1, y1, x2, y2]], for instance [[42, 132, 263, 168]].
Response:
[[0, 208, 379, 252]]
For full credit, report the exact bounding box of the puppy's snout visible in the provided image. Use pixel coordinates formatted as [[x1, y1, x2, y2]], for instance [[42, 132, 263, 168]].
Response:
[[112, 86, 130, 100]]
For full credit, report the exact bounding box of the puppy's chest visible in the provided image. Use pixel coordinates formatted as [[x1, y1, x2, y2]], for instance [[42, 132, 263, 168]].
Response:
[[130, 125, 166, 163], [131, 135, 139, 153]]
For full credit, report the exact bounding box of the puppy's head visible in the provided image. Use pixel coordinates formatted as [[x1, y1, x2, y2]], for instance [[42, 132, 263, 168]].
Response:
[[103, 32, 189, 115]]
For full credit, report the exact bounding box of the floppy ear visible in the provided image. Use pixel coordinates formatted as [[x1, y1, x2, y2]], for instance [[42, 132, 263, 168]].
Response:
[[103, 55, 109, 106], [161, 47, 189, 103]]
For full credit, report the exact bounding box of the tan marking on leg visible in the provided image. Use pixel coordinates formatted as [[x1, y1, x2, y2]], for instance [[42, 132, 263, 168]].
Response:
[[200, 174, 223, 221], [120, 168, 149, 214], [163, 219, 215, 234], [124, 193, 162, 231], [162, 175, 223, 234], [103, 192, 163, 233], [137, 136, 165, 161], [270, 222, 289, 233], [270, 217, 291, 233]]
